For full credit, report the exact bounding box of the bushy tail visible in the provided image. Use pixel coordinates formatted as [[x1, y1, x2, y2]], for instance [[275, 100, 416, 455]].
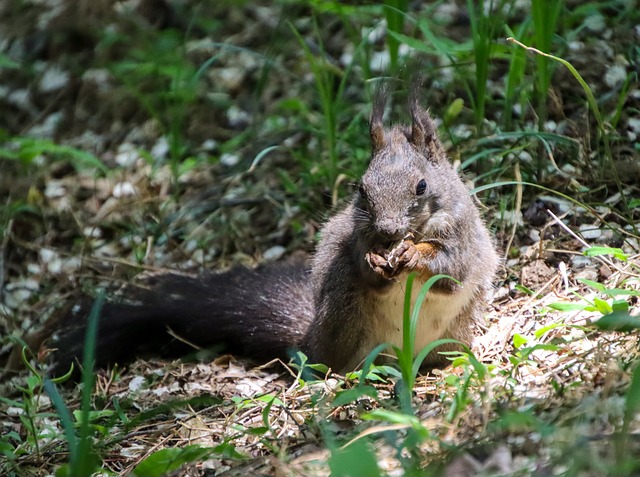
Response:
[[47, 263, 315, 375]]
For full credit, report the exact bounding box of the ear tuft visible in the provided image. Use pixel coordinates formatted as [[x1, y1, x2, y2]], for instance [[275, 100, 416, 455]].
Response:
[[370, 86, 388, 153], [409, 88, 438, 151]]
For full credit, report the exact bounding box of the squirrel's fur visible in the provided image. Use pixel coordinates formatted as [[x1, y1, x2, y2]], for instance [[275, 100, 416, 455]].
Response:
[[45, 91, 498, 376]]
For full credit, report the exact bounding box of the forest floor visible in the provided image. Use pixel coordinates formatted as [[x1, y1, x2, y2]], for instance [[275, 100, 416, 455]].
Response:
[[1, 1, 640, 476]]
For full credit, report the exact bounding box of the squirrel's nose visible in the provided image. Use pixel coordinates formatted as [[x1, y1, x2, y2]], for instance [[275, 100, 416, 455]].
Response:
[[374, 219, 405, 242]]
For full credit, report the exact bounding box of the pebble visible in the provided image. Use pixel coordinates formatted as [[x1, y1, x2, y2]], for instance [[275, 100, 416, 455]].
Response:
[[115, 143, 139, 167], [113, 181, 136, 198], [220, 153, 240, 167], [83, 226, 102, 238], [263, 245, 286, 262], [583, 14, 606, 33], [81, 68, 111, 90], [40, 248, 63, 274], [226, 105, 250, 128], [129, 376, 145, 392], [151, 136, 169, 159], [571, 254, 593, 269], [370, 50, 391, 72], [579, 224, 602, 240], [44, 180, 66, 199], [605, 64, 627, 88], [28, 112, 62, 138], [39, 65, 69, 93], [627, 117, 640, 134], [201, 139, 218, 152], [433, 3, 459, 25]]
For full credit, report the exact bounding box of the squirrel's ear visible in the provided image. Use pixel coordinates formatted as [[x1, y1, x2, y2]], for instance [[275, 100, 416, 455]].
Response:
[[410, 97, 442, 160], [409, 97, 438, 153], [370, 87, 387, 153]]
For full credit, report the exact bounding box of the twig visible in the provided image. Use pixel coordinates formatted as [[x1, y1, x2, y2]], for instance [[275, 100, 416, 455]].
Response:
[[545, 209, 632, 276], [503, 162, 522, 262], [0, 218, 12, 305]]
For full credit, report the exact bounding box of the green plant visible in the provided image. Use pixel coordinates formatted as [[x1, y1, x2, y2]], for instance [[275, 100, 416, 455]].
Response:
[[393, 273, 461, 411], [290, 19, 371, 200], [0, 343, 73, 475], [502, 22, 529, 130], [102, 24, 216, 179], [531, 0, 564, 130], [466, 0, 510, 134], [0, 136, 108, 173], [383, 0, 410, 71], [43, 293, 105, 476], [506, 36, 638, 228]]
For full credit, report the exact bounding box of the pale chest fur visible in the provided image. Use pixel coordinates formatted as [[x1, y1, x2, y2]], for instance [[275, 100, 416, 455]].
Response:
[[369, 276, 477, 355]]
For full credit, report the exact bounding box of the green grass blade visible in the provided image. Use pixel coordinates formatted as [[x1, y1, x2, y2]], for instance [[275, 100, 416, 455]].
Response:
[[73, 292, 105, 475], [411, 338, 461, 380], [42, 379, 77, 460]]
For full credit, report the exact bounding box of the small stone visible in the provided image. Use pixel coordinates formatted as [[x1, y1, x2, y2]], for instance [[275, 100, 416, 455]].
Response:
[[365, 20, 386, 44], [226, 106, 250, 128], [216, 67, 245, 93], [28, 112, 62, 138], [115, 143, 139, 167], [518, 150, 532, 163], [571, 254, 593, 269], [528, 229, 540, 242], [113, 182, 136, 198], [263, 245, 286, 262], [61, 257, 81, 274], [129, 376, 145, 392], [201, 139, 218, 152], [579, 224, 602, 240], [83, 226, 102, 238], [7, 89, 32, 111], [27, 263, 41, 274], [82, 68, 111, 91], [596, 229, 616, 244], [628, 118, 640, 134], [151, 137, 169, 159], [220, 153, 240, 167], [605, 65, 627, 88], [370, 50, 390, 72], [433, 3, 459, 24], [583, 14, 606, 33], [39, 65, 70, 93], [568, 41, 584, 52]]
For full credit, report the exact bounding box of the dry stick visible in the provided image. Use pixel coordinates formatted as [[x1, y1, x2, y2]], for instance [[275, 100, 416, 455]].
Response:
[[0, 218, 12, 304], [503, 161, 523, 262], [545, 209, 638, 278], [496, 273, 559, 354], [166, 327, 202, 350]]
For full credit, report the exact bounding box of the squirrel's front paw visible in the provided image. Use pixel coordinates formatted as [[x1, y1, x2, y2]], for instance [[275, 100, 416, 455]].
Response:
[[366, 239, 437, 280], [388, 240, 423, 271], [388, 240, 436, 270], [365, 247, 396, 280]]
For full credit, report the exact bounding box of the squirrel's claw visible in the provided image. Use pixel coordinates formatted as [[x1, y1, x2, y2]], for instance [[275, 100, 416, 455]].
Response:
[[367, 239, 437, 280]]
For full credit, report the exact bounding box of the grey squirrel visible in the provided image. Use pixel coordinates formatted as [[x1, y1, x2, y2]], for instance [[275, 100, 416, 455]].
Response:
[[44, 90, 498, 376]]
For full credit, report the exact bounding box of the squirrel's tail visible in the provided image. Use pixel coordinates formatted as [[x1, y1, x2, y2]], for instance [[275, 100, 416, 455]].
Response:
[[47, 263, 315, 376]]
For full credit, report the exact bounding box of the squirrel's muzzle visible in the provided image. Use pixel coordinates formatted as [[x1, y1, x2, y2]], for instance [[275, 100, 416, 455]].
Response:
[[373, 218, 406, 247]]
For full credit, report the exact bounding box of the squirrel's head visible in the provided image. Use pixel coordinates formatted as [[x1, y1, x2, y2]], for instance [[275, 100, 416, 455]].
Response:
[[357, 91, 452, 247]]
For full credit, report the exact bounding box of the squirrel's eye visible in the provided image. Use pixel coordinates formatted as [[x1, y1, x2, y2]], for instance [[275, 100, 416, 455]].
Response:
[[416, 179, 427, 196], [358, 183, 366, 197]]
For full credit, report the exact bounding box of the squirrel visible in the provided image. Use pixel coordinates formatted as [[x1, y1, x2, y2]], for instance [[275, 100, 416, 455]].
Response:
[[40, 89, 498, 376]]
